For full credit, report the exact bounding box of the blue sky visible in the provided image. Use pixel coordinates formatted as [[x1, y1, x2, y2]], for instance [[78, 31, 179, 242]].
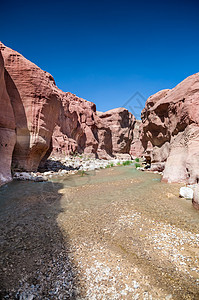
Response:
[[1, 0, 199, 118]]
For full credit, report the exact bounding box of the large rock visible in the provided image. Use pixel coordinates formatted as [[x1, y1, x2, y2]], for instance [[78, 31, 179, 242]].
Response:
[[0, 42, 60, 171], [179, 187, 193, 200], [97, 108, 135, 159], [141, 73, 199, 183], [0, 50, 16, 186]]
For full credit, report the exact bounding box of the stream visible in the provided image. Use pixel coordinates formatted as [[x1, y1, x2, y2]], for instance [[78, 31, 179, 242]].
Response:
[[0, 166, 199, 299]]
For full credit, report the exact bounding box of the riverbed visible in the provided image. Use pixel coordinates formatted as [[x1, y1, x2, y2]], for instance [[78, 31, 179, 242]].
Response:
[[0, 166, 199, 299]]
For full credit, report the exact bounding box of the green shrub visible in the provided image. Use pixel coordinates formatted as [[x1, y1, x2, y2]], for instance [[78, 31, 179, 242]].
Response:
[[135, 163, 141, 168], [80, 170, 85, 177], [117, 162, 121, 166], [122, 160, 131, 166], [110, 163, 114, 167], [106, 164, 111, 168], [135, 158, 140, 162]]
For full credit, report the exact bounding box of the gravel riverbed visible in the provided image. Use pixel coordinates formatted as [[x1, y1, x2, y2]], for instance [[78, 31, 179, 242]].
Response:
[[0, 165, 199, 299]]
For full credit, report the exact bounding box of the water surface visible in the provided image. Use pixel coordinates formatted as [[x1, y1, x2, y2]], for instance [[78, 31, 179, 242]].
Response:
[[0, 166, 199, 299]]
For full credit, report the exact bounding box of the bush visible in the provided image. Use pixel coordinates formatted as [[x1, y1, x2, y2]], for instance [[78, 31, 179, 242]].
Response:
[[135, 158, 140, 162], [117, 162, 121, 166], [122, 160, 131, 166], [78, 170, 85, 177], [110, 163, 114, 167], [135, 163, 140, 168]]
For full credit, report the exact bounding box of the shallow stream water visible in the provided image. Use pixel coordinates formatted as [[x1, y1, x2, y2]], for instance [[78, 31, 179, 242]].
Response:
[[0, 166, 199, 299]]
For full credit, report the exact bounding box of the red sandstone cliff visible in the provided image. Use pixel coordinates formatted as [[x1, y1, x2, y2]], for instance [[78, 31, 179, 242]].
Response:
[[97, 108, 135, 159], [0, 42, 136, 185], [2, 41, 198, 187], [141, 73, 199, 184], [130, 120, 144, 158], [0, 42, 60, 172], [0, 50, 16, 185]]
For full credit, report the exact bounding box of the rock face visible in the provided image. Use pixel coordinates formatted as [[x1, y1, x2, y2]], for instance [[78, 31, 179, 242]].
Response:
[[0, 50, 16, 186], [130, 120, 144, 158], [141, 73, 199, 184], [1, 42, 199, 190], [193, 185, 199, 210], [97, 108, 135, 159], [0, 42, 60, 171], [0, 42, 137, 185], [52, 92, 99, 158], [52, 99, 135, 160]]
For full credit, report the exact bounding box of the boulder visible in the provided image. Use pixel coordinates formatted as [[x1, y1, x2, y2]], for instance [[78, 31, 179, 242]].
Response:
[[179, 187, 193, 200]]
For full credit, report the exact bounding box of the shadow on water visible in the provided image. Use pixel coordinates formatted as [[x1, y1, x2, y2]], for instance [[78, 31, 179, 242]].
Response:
[[0, 180, 80, 299]]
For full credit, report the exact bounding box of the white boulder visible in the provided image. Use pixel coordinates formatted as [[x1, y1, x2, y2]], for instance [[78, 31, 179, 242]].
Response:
[[179, 186, 194, 200]]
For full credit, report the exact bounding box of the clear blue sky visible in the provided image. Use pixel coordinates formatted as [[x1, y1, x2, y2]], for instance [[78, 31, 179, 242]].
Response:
[[1, 0, 199, 118]]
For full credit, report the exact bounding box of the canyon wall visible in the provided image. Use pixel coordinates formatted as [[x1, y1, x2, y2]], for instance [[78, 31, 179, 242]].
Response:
[[0, 42, 61, 172], [141, 73, 199, 184], [0, 50, 16, 186], [97, 108, 135, 159], [1, 41, 198, 187], [0, 42, 136, 185], [130, 120, 144, 158], [52, 96, 135, 160], [51, 91, 113, 160]]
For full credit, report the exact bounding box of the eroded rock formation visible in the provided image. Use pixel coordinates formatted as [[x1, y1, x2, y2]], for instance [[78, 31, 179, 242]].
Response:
[[2, 41, 198, 188], [52, 92, 99, 158], [97, 108, 135, 159], [130, 120, 144, 158], [0, 50, 16, 186], [141, 73, 199, 184], [0, 42, 61, 172], [0, 42, 136, 185], [51, 95, 136, 160]]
